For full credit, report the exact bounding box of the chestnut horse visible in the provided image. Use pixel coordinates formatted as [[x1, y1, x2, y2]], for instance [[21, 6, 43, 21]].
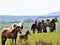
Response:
[[1, 26, 22, 45]]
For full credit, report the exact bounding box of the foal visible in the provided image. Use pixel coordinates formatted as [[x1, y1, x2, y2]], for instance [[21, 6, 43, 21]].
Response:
[[20, 30, 31, 40]]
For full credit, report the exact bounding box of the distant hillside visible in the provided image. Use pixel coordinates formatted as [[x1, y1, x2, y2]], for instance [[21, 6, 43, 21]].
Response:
[[0, 12, 60, 23], [0, 15, 38, 19], [49, 12, 60, 15], [0, 12, 60, 19]]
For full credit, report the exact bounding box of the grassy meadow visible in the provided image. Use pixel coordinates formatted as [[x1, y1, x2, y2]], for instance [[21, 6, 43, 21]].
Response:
[[0, 32, 60, 45], [0, 17, 60, 45]]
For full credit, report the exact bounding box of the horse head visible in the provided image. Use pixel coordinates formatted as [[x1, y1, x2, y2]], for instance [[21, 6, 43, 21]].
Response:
[[26, 30, 31, 35], [15, 26, 22, 34], [54, 18, 58, 22], [46, 19, 50, 23], [51, 18, 58, 23], [18, 20, 24, 29]]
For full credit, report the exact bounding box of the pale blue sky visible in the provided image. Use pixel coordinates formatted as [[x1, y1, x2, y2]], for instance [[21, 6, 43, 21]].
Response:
[[0, 0, 60, 16]]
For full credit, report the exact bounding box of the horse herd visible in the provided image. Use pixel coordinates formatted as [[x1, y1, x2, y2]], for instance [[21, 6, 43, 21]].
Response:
[[1, 18, 58, 45], [31, 18, 58, 33]]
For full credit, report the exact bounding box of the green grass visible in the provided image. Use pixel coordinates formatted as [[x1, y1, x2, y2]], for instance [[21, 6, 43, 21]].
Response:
[[0, 32, 60, 45], [29, 32, 60, 45]]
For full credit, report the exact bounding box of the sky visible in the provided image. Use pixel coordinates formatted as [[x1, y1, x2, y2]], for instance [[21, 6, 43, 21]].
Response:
[[0, 0, 60, 16]]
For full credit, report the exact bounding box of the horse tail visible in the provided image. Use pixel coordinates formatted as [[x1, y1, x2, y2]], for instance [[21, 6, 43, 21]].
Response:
[[1, 29, 8, 45], [1, 33, 7, 45]]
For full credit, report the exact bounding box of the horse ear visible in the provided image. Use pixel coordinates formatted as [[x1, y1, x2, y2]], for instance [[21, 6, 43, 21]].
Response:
[[28, 30, 29, 31], [55, 18, 58, 22], [13, 25, 17, 28]]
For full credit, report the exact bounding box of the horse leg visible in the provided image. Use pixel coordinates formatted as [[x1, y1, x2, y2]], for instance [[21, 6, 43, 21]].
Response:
[[2, 36, 7, 45], [12, 39, 14, 45], [33, 29, 35, 33], [50, 29, 53, 32], [25, 40, 29, 45], [38, 29, 42, 33], [50, 29, 54, 32], [43, 27, 47, 33], [19, 39, 22, 45], [38, 29, 40, 33], [15, 38, 17, 45]]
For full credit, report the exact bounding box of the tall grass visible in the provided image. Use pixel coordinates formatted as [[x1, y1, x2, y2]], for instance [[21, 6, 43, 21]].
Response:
[[0, 32, 60, 45]]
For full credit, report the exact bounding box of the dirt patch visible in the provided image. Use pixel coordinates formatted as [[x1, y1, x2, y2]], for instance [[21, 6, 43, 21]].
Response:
[[35, 40, 52, 45]]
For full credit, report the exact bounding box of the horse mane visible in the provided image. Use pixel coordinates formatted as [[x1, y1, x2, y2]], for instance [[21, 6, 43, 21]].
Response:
[[51, 19, 55, 23], [11, 29, 16, 32], [10, 20, 24, 30], [11, 26, 19, 33], [25, 31, 30, 36]]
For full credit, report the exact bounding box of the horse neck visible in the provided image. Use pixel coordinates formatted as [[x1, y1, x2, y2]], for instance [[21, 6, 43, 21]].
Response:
[[25, 32, 29, 36], [19, 22, 22, 27], [11, 29, 18, 35], [50, 21, 55, 24]]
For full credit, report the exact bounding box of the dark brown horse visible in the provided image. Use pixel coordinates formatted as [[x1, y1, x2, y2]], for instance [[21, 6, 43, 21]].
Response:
[[1, 26, 22, 45], [38, 20, 45, 33], [49, 18, 58, 32], [20, 30, 31, 40]]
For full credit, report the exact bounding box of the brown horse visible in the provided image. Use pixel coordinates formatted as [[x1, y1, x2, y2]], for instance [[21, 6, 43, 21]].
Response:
[[1, 26, 22, 45], [20, 30, 31, 40]]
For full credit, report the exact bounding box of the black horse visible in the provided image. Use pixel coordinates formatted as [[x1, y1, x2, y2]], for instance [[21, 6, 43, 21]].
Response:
[[31, 21, 38, 33], [1, 25, 22, 45]]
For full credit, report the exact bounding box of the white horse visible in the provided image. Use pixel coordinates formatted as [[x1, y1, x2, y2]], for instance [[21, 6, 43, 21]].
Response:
[[10, 20, 24, 30]]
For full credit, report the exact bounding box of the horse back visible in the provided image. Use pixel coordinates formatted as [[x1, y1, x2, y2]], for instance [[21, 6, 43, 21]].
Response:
[[20, 35, 25, 39], [2, 28, 12, 35]]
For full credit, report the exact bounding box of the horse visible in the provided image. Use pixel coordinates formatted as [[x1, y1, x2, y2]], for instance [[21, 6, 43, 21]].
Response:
[[31, 20, 45, 33], [49, 18, 58, 32], [44, 18, 58, 32], [20, 30, 31, 40], [10, 20, 24, 30], [1, 25, 22, 45], [31, 21, 38, 33], [38, 20, 45, 33]]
